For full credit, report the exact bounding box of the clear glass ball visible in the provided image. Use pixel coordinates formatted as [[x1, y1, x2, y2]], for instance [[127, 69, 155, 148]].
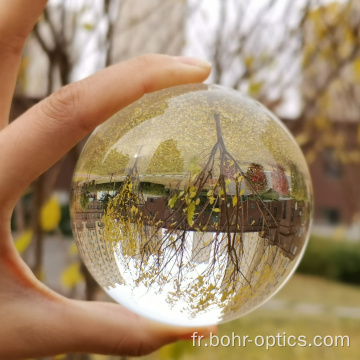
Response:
[[70, 84, 313, 326]]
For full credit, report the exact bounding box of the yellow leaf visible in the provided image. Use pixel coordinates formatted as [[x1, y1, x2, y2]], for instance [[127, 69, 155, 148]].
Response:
[[14, 230, 33, 254], [244, 56, 254, 69], [187, 202, 196, 226], [354, 59, 360, 82], [83, 23, 95, 31], [69, 241, 79, 256], [314, 116, 329, 130], [168, 194, 177, 208], [61, 263, 84, 289], [17, 56, 30, 90], [295, 133, 310, 146], [213, 208, 221, 213], [158, 344, 175, 360], [54, 354, 66, 360], [248, 81, 263, 96], [305, 149, 317, 164], [232, 196, 238, 207], [40, 196, 61, 232]]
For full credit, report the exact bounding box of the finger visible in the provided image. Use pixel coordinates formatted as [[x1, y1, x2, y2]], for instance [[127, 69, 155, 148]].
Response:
[[0, 273, 216, 359], [0, 0, 48, 127], [0, 54, 211, 215], [59, 300, 217, 357]]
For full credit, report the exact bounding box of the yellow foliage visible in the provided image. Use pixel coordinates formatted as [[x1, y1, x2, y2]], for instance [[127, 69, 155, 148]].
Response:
[[158, 341, 195, 360], [17, 56, 30, 91], [53, 354, 66, 360], [248, 80, 263, 96], [305, 149, 317, 164], [61, 262, 84, 289], [40, 196, 61, 232], [314, 116, 330, 130], [295, 133, 310, 146], [232, 195, 237, 206], [69, 241, 79, 256], [244, 56, 254, 69], [14, 230, 33, 254], [353, 59, 360, 83]]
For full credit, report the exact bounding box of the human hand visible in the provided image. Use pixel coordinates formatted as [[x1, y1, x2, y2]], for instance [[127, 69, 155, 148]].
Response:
[[0, 1, 214, 359]]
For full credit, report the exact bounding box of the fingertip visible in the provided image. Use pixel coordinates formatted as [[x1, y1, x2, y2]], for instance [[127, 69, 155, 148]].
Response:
[[174, 56, 212, 70], [177, 325, 218, 341], [130, 54, 211, 94]]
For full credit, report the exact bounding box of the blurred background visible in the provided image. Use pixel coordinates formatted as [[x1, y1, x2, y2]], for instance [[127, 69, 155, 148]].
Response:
[[11, 0, 360, 359]]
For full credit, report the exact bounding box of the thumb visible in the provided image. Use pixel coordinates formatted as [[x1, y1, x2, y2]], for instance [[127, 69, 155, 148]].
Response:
[[1, 284, 216, 359], [60, 299, 217, 357]]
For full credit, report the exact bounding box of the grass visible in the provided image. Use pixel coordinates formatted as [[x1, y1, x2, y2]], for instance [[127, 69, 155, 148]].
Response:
[[275, 273, 360, 308], [129, 274, 360, 360]]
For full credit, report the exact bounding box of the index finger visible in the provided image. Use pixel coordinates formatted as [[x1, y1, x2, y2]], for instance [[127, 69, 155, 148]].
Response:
[[0, 54, 211, 215], [0, 0, 48, 127]]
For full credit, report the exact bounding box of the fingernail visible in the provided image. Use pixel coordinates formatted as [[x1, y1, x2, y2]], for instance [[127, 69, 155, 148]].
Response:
[[174, 56, 212, 69]]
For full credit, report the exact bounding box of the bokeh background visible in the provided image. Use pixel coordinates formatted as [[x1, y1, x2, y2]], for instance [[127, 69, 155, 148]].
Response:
[[11, 0, 360, 359]]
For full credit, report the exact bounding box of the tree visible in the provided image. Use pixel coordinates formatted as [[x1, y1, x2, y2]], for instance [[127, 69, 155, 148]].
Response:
[[290, 163, 308, 202], [185, 0, 360, 224], [271, 165, 290, 196], [78, 86, 312, 320], [245, 163, 268, 193], [147, 139, 184, 174]]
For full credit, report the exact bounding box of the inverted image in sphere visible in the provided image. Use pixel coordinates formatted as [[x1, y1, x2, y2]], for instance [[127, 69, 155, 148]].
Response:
[[70, 84, 313, 326]]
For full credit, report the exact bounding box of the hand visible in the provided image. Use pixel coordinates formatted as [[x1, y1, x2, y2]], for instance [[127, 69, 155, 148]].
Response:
[[0, 1, 214, 359]]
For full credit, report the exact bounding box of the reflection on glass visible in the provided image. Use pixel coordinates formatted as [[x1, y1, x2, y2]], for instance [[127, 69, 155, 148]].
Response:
[[70, 84, 313, 326]]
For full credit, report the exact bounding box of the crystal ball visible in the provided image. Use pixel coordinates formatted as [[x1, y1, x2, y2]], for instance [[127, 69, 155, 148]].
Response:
[[70, 84, 313, 326]]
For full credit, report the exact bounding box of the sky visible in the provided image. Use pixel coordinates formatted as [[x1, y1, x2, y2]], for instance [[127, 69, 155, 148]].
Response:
[[183, 0, 348, 118], [40, 0, 348, 118]]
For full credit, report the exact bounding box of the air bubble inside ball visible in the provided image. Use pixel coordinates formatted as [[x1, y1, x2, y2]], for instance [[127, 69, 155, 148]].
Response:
[[70, 84, 313, 326]]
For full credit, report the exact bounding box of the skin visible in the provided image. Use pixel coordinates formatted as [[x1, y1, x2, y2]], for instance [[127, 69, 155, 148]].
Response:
[[0, 1, 216, 359]]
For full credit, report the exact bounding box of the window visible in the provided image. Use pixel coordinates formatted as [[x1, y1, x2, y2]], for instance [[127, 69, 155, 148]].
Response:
[[249, 217, 255, 225], [273, 207, 278, 217], [250, 203, 256, 209], [290, 244, 297, 255], [282, 203, 287, 219], [322, 208, 340, 225], [291, 208, 295, 222], [323, 147, 342, 179], [258, 217, 264, 225], [212, 213, 219, 224]]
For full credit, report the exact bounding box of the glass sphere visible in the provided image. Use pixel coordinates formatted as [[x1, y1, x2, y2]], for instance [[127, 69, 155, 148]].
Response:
[[70, 84, 313, 326]]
